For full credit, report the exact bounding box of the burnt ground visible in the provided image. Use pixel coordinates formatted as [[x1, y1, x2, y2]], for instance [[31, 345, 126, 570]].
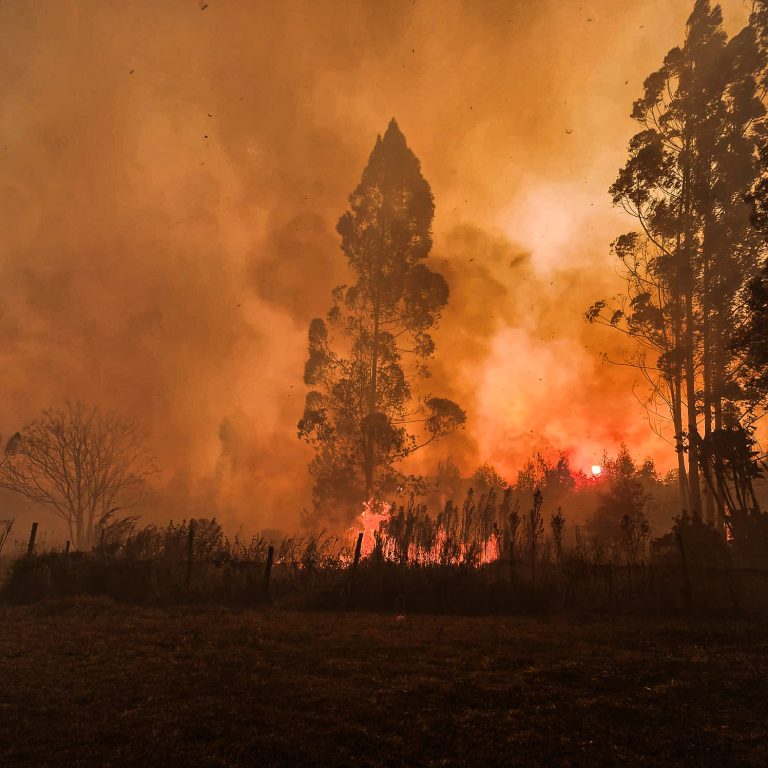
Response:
[[1, 602, 767, 767]]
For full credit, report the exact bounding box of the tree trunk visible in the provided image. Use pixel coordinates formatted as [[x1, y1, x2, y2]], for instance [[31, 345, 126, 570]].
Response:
[[712, 318, 726, 529], [684, 295, 702, 520], [363, 220, 387, 500], [671, 372, 690, 512], [681, 138, 702, 519], [701, 198, 716, 525]]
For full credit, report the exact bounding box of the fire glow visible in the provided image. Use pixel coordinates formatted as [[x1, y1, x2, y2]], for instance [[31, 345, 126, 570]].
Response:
[[357, 499, 389, 558], [350, 499, 501, 566]]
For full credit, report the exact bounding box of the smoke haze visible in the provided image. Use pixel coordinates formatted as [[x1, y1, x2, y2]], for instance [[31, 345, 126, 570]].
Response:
[[0, 0, 753, 532]]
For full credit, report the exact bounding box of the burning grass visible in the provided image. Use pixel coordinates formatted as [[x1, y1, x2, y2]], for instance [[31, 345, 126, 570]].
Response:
[[1, 603, 768, 766], [3, 489, 767, 616]]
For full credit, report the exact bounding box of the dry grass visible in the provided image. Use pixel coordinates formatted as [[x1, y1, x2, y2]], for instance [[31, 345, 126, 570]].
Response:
[[1, 602, 768, 766]]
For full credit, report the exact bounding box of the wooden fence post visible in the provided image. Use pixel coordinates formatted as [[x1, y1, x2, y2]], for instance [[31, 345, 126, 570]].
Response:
[[346, 531, 363, 595], [262, 545, 274, 600], [185, 521, 195, 592], [27, 522, 38, 556], [352, 532, 364, 571]]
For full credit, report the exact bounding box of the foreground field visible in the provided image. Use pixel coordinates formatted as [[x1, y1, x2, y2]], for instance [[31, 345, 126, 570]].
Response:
[[1, 604, 767, 767]]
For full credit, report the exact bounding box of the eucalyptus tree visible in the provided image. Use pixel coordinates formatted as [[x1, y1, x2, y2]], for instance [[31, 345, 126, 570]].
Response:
[[299, 120, 465, 522], [588, 0, 767, 527]]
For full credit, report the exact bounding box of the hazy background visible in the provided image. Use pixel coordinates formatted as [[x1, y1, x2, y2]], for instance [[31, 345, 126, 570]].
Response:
[[0, 0, 754, 534]]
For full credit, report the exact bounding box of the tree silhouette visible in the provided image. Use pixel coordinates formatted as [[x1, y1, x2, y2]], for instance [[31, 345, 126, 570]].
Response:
[[472, 462, 507, 493], [0, 402, 154, 549], [299, 120, 465, 523], [738, 0, 768, 410], [525, 487, 544, 585], [734, 264, 768, 403], [588, 0, 767, 528], [591, 445, 652, 547]]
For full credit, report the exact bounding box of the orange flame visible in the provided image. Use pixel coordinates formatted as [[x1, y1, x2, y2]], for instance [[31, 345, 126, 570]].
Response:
[[350, 499, 389, 558]]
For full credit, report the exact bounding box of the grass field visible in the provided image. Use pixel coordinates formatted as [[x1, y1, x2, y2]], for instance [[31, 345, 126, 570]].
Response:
[[1, 602, 767, 767]]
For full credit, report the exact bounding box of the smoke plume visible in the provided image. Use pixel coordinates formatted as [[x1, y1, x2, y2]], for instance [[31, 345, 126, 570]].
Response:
[[0, 0, 751, 533]]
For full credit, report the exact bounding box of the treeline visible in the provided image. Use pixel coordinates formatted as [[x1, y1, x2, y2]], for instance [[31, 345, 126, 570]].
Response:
[[420, 447, 688, 545]]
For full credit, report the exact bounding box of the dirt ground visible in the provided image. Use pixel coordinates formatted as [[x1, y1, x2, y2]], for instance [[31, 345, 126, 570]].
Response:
[[1, 601, 767, 766]]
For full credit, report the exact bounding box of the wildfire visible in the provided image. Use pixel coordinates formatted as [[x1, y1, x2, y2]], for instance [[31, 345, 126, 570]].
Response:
[[350, 499, 502, 566], [353, 499, 389, 558]]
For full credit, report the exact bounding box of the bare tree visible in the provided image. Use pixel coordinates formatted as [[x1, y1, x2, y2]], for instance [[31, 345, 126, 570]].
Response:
[[504, 490, 521, 583], [526, 487, 544, 585], [0, 403, 154, 549], [550, 508, 565, 565]]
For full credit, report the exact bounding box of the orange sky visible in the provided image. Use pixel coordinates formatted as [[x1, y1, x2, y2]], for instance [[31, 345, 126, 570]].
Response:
[[0, 0, 754, 530]]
